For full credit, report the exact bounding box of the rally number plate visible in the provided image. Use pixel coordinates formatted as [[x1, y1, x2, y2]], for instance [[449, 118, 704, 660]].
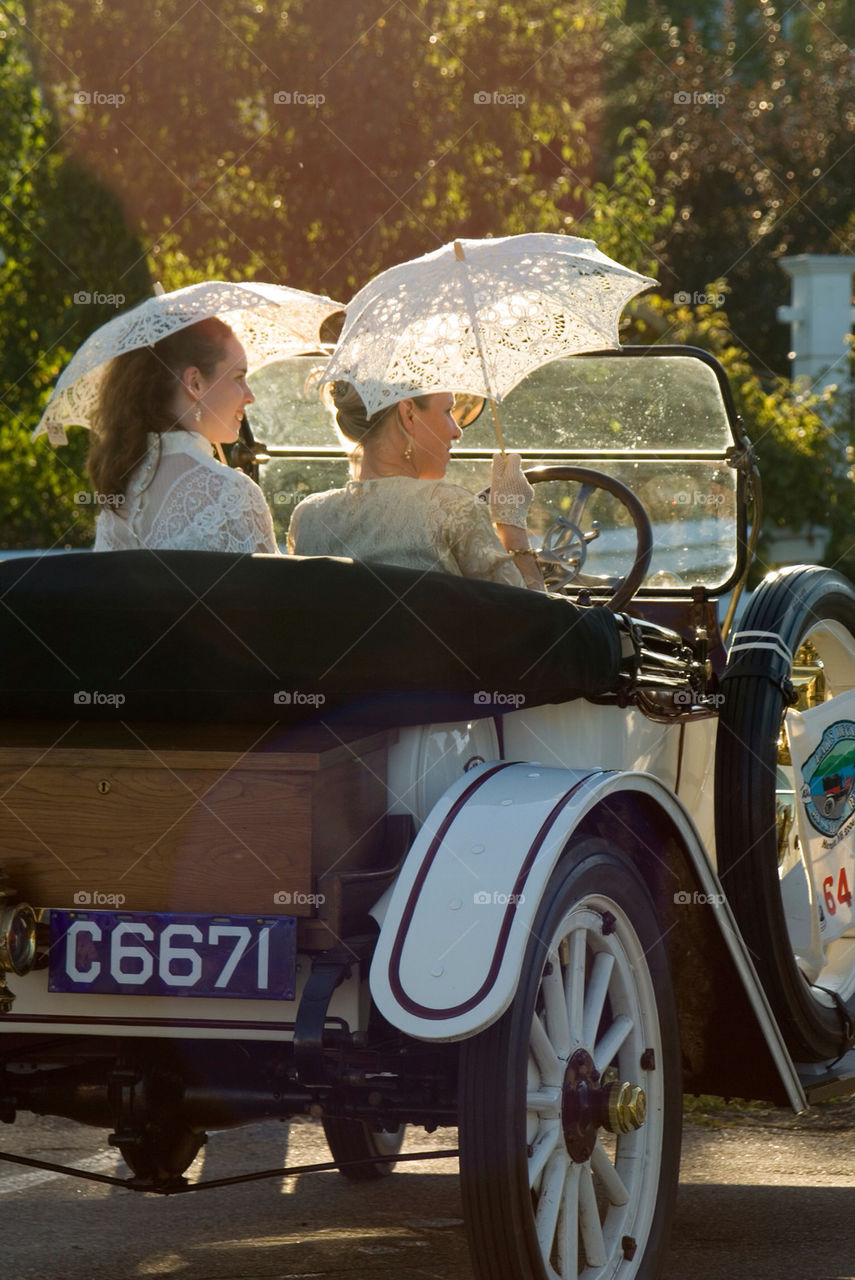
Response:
[[48, 909, 297, 1000]]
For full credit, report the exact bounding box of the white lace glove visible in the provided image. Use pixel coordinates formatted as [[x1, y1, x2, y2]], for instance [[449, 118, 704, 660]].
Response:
[[489, 451, 533, 530]]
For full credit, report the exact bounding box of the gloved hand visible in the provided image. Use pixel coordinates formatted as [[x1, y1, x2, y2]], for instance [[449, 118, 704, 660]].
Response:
[[489, 452, 534, 530]]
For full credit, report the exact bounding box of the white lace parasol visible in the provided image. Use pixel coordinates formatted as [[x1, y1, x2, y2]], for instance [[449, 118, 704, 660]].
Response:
[[323, 234, 656, 420], [33, 280, 343, 443]]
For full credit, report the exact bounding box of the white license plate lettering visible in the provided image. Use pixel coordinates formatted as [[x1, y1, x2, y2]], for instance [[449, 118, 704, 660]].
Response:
[[65, 918, 102, 984], [209, 924, 251, 989], [111, 921, 155, 986], [159, 923, 203, 988], [257, 925, 270, 991], [49, 910, 296, 1001]]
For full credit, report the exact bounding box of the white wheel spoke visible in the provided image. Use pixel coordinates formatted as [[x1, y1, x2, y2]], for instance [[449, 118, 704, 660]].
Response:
[[527, 1085, 562, 1117], [531, 1012, 563, 1085], [565, 929, 587, 1046], [579, 1162, 607, 1267], [543, 950, 572, 1060], [593, 1013, 633, 1074], [591, 1137, 629, 1206], [528, 1119, 562, 1188], [582, 951, 614, 1048], [535, 1149, 569, 1259], [557, 1162, 580, 1278]]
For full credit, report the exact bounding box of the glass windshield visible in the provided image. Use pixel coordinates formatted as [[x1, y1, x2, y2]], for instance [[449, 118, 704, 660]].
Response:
[[249, 355, 334, 447], [250, 350, 741, 592], [462, 353, 735, 452]]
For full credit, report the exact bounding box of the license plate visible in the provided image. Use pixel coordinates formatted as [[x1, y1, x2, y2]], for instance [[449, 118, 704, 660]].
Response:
[[48, 909, 297, 1000]]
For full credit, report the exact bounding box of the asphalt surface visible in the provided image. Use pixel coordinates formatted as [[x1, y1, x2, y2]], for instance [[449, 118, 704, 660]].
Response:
[[0, 1102, 854, 1279]]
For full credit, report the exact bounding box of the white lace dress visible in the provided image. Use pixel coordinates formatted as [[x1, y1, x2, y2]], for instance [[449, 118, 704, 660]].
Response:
[[287, 476, 524, 587], [94, 430, 279, 554]]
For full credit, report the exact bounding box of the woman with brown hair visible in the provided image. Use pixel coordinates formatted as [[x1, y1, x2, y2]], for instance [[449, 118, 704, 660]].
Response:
[[287, 380, 543, 590], [89, 317, 278, 554]]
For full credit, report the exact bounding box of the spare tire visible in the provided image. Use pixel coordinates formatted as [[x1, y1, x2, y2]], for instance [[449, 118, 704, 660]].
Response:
[[715, 565, 855, 1062]]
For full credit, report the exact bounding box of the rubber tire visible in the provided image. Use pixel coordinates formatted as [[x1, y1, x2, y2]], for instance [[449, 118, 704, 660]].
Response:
[[321, 1116, 406, 1181], [458, 841, 682, 1280], [716, 565, 855, 1062]]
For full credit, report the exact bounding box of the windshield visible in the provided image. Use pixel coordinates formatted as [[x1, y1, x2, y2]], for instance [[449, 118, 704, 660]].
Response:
[[464, 353, 735, 452], [249, 349, 742, 593]]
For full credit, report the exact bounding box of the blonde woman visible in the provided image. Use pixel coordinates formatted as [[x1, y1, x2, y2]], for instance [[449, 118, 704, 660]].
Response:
[[288, 381, 543, 590]]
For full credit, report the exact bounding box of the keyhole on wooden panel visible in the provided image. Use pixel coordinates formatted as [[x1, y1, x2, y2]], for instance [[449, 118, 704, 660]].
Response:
[[97, 779, 112, 795]]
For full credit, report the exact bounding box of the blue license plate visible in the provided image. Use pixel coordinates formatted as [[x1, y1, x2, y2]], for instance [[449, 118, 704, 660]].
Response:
[[48, 909, 297, 1000]]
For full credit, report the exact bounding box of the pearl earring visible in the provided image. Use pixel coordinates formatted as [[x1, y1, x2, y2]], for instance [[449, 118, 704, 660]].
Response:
[[194, 402, 202, 423], [403, 439, 414, 461]]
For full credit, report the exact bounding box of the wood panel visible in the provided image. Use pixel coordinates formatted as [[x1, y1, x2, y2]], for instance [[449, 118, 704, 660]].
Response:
[[0, 733, 390, 916]]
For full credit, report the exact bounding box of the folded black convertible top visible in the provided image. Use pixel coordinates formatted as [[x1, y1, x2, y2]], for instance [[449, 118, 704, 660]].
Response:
[[0, 551, 621, 727]]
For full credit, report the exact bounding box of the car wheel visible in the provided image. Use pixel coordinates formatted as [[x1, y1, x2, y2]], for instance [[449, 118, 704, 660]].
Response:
[[458, 839, 681, 1280], [321, 1116, 406, 1180], [716, 565, 855, 1062]]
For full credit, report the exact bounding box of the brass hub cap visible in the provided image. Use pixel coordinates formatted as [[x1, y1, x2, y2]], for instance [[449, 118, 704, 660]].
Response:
[[561, 1048, 647, 1163]]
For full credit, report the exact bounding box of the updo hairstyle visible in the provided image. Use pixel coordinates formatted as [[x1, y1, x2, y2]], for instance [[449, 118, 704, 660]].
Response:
[[327, 380, 432, 476]]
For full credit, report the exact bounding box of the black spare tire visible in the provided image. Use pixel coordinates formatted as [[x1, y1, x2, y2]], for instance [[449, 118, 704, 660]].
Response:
[[715, 565, 855, 1062]]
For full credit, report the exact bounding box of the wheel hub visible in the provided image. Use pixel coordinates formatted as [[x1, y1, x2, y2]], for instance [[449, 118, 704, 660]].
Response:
[[561, 1048, 647, 1163]]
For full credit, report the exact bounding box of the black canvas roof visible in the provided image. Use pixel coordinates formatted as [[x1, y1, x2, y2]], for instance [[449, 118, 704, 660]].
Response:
[[0, 551, 621, 727]]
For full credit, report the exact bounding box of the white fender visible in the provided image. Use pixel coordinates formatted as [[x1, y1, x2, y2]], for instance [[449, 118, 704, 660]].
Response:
[[369, 760, 803, 1108]]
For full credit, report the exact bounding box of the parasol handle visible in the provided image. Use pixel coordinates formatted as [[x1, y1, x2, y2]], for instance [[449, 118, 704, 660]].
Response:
[[488, 399, 506, 453]]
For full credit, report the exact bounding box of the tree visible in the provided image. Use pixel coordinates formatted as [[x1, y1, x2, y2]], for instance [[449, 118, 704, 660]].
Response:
[[597, 0, 855, 377], [6, 0, 855, 570], [0, 1, 150, 545], [24, 0, 611, 297]]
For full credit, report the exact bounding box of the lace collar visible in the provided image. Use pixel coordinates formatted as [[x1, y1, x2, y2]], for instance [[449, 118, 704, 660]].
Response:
[[154, 430, 215, 460], [128, 430, 217, 500]]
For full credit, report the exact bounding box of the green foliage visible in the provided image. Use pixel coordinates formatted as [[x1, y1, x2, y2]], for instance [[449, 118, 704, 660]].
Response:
[[589, 96, 855, 582], [25, 0, 606, 298], [0, 3, 150, 546], [0, 421, 93, 547], [581, 122, 676, 278], [599, 0, 855, 376]]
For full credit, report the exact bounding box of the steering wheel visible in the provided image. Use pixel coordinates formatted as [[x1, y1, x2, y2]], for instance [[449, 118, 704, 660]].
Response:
[[483, 465, 653, 612]]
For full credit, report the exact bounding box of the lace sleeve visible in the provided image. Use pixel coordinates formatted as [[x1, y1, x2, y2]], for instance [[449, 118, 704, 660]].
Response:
[[442, 490, 525, 588], [242, 476, 280, 554]]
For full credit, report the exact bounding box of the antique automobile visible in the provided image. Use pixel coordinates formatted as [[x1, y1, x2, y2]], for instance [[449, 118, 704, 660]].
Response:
[[2, 344, 855, 1280]]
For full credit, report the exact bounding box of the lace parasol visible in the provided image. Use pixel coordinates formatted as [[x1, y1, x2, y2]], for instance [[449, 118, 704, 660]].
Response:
[[323, 234, 656, 421], [33, 280, 343, 443]]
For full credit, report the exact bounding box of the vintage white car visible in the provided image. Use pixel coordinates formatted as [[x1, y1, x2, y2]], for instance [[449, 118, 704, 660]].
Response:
[[1, 344, 854, 1280]]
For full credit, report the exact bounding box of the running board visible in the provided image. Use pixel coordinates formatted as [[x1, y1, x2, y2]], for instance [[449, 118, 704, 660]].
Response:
[[797, 1049, 855, 1103]]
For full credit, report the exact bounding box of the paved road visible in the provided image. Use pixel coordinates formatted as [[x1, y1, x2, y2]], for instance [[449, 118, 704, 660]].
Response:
[[1, 1105, 854, 1279]]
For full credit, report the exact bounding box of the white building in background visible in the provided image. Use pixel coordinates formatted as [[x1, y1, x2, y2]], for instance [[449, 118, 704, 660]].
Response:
[[777, 254, 855, 403], [771, 254, 855, 566]]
